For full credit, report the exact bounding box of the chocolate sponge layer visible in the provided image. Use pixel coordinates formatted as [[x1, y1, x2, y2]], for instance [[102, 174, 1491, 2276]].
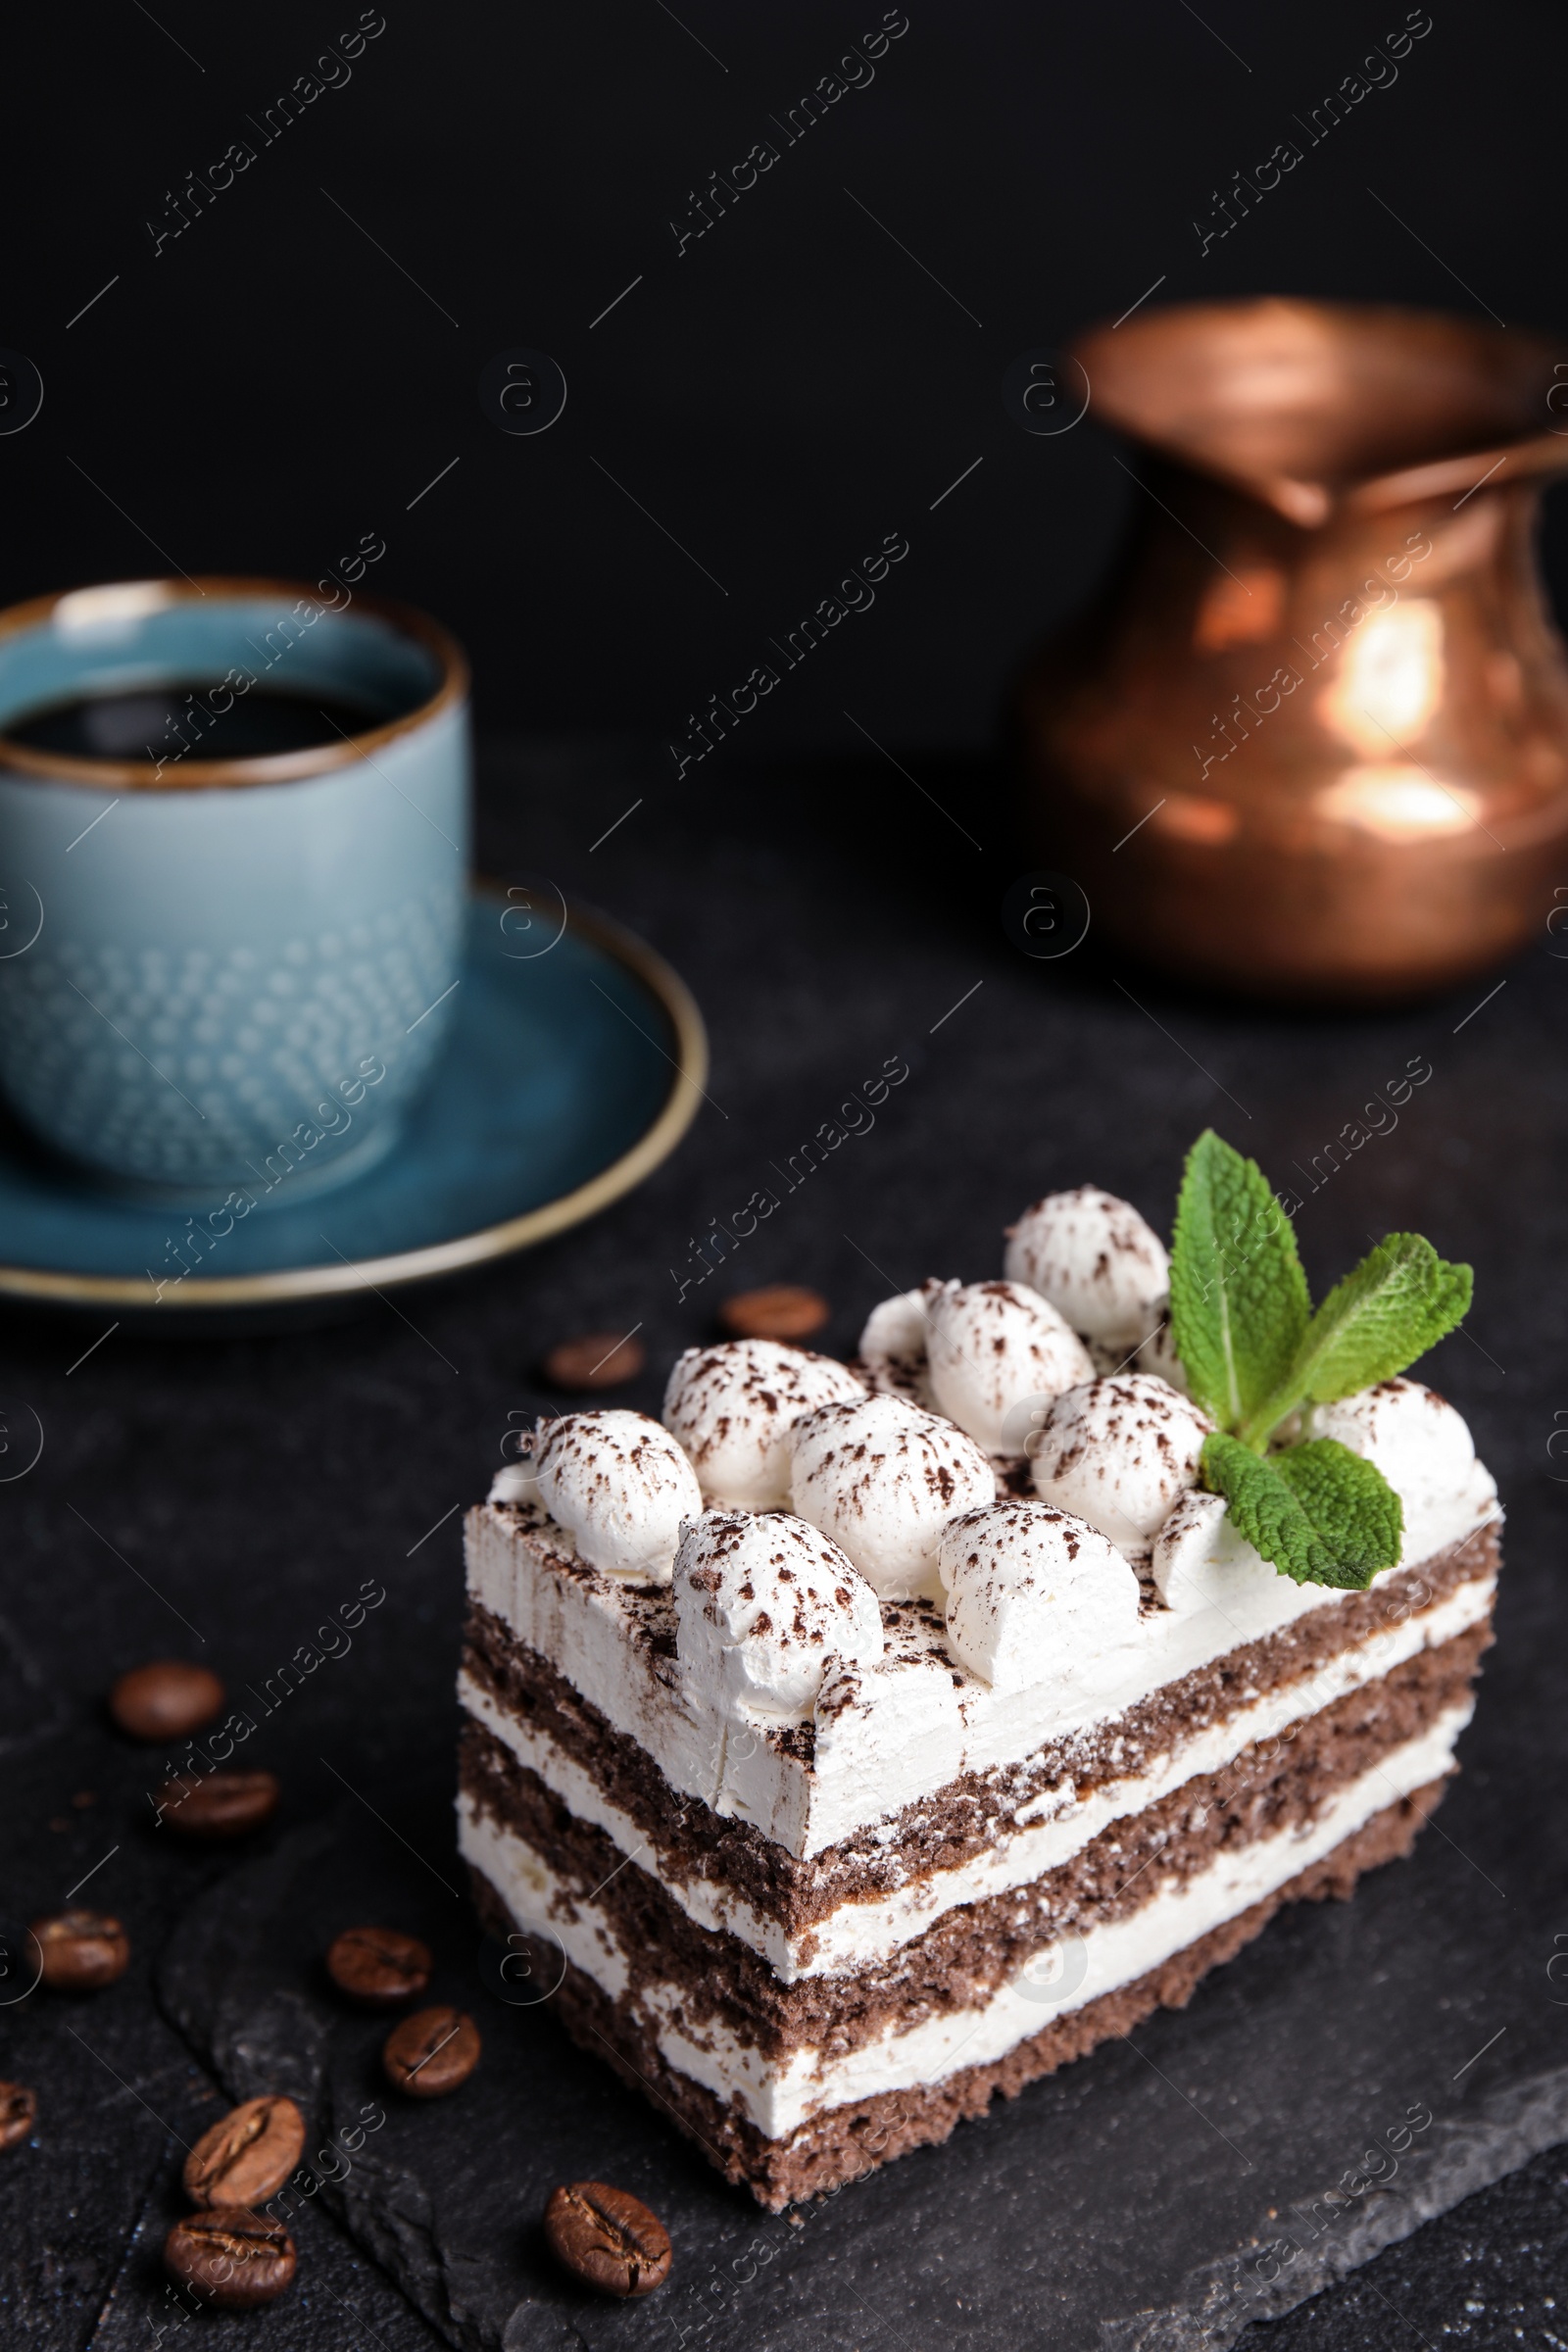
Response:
[[468, 1775, 1446, 2209], [459, 1618, 1485, 2057]]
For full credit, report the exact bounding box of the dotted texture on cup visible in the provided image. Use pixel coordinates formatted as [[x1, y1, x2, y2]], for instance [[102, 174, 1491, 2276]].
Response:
[[0, 886, 455, 1184]]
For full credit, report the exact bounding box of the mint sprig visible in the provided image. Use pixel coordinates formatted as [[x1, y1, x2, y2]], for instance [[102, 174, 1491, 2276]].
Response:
[[1169, 1128, 1308, 1428], [1246, 1232, 1474, 1440], [1168, 1131, 1472, 1590], [1202, 1435, 1403, 1590]]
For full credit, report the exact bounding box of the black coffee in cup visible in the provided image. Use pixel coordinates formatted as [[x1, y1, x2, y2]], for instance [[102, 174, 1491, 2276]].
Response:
[[7, 683, 389, 764]]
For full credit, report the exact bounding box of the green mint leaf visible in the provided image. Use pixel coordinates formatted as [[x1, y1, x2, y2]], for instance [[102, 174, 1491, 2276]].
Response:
[[1200, 1433, 1400, 1590], [1168, 1131, 1309, 1432], [1201, 1433, 1334, 1585], [1272, 1440, 1402, 1584], [1290, 1233, 1473, 1405]]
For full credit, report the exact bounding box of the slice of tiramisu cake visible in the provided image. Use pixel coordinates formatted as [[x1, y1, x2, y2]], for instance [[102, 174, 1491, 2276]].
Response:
[[457, 1132, 1495, 2206]]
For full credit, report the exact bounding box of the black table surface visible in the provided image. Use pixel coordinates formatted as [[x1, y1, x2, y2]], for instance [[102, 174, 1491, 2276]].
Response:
[[3, 737, 1565, 2350]]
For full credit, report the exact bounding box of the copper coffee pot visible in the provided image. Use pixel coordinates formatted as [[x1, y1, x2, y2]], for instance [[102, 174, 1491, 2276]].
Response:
[[1015, 299, 1568, 1003]]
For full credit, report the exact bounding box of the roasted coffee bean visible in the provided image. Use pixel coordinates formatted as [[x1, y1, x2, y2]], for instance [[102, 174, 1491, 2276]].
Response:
[[156, 1769, 279, 1839], [718, 1285, 829, 1342], [0, 2082, 36, 2150], [543, 1331, 647, 1390], [163, 2208, 296, 2310], [30, 1909, 130, 1991], [382, 2004, 480, 2097], [182, 2094, 305, 2209], [326, 1925, 433, 2009], [109, 1660, 224, 1742], [544, 2180, 672, 2298]]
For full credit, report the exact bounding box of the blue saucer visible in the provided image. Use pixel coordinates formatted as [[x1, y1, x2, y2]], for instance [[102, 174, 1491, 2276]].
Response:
[[0, 890, 706, 1318]]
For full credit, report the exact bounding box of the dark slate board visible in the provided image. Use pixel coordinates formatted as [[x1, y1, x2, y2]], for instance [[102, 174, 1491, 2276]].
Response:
[[156, 1740, 1568, 2352]]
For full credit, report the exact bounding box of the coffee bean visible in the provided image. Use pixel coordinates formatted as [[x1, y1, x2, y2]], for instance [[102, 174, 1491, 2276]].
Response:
[[544, 2180, 672, 2298], [163, 2208, 296, 2310], [326, 1926, 433, 2009], [181, 2094, 305, 2209], [109, 1660, 224, 1742], [543, 1332, 647, 1390], [156, 1769, 278, 1839], [30, 1909, 130, 1991], [382, 2005, 480, 2097], [0, 2082, 36, 2150], [718, 1285, 829, 1342]]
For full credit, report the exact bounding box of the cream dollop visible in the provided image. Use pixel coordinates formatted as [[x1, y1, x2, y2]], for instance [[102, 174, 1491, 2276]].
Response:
[[1304, 1378, 1470, 1494], [533, 1409, 703, 1582], [1030, 1373, 1214, 1562], [673, 1510, 883, 1722], [1004, 1185, 1170, 1354], [925, 1278, 1096, 1454], [938, 1498, 1141, 1690], [787, 1391, 996, 1601], [488, 1459, 540, 1506], [1133, 1314, 1189, 1395], [858, 1290, 936, 1407], [1151, 1489, 1271, 1611], [662, 1339, 863, 1507]]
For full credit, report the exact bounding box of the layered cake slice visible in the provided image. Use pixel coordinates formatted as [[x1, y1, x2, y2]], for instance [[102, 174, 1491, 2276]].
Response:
[[457, 1134, 1495, 2206]]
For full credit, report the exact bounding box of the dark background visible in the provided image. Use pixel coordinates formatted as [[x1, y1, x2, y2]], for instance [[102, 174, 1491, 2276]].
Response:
[[7, 0, 1568, 756], [6, 4, 1568, 2347]]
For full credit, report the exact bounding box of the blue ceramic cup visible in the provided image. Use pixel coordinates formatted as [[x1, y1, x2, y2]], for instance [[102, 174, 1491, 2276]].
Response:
[[0, 577, 469, 1200]]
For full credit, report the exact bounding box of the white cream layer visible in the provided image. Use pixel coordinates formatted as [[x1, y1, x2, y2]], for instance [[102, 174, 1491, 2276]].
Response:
[[466, 1475, 1496, 1860], [460, 1564, 1492, 1982], [459, 1702, 1468, 2139]]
